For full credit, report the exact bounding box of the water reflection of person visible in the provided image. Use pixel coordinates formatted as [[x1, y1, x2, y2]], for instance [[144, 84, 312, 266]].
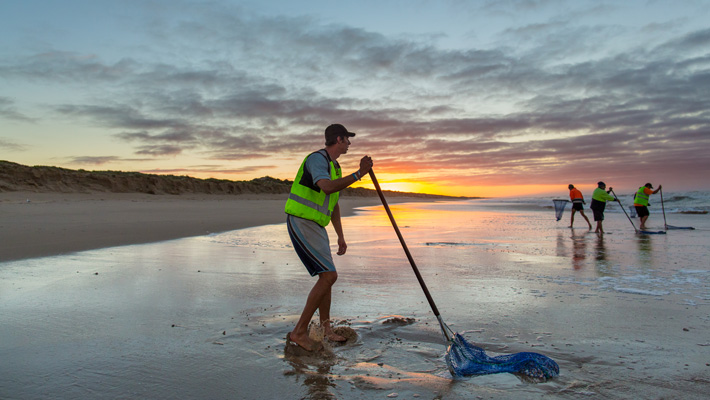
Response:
[[555, 231, 566, 258], [636, 234, 653, 265], [284, 123, 373, 351], [570, 230, 587, 269], [594, 233, 606, 263], [285, 351, 335, 398]]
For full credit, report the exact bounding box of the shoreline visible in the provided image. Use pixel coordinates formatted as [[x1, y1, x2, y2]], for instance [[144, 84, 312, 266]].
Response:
[[0, 191, 437, 262]]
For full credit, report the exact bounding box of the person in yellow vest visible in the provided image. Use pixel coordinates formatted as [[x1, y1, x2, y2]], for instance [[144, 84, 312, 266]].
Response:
[[285, 124, 373, 351], [590, 181, 617, 234], [634, 183, 662, 230], [568, 184, 592, 229]]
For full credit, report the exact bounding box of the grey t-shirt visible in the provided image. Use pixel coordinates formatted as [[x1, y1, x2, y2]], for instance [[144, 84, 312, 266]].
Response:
[[305, 151, 332, 186]]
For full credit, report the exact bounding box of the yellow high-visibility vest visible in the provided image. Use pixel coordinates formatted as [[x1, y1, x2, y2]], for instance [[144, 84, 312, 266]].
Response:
[[285, 149, 342, 227], [634, 186, 650, 206]]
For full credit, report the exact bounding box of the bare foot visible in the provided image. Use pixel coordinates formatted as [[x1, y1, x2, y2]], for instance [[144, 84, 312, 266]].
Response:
[[287, 331, 314, 351]]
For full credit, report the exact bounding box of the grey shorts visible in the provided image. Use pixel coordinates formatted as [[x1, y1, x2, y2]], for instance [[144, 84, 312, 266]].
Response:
[[286, 214, 336, 276]]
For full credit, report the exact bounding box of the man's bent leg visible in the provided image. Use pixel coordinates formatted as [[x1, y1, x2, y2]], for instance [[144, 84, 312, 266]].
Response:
[[317, 286, 346, 342], [290, 271, 338, 350], [580, 210, 592, 229]]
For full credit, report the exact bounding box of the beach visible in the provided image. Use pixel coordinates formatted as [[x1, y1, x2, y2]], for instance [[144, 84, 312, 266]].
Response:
[[1, 192, 709, 399], [0, 191, 386, 262]]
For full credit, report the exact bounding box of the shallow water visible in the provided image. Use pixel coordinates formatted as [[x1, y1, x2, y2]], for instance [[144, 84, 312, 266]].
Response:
[[1, 200, 709, 399]]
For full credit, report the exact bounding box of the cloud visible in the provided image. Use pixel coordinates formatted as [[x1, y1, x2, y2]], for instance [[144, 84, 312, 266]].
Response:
[[0, 137, 26, 152], [140, 164, 275, 175], [2, 3, 708, 191], [0, 97, 35, 123], [0, 52, 138, 83], [67, 156, 122, 165]]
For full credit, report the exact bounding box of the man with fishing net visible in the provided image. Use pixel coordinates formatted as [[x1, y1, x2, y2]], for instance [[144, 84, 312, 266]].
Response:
[[634, 183, 662, 230], [568, 184, 592, 229], [590, 181, 617, 234], [284, 123, 373, 351]]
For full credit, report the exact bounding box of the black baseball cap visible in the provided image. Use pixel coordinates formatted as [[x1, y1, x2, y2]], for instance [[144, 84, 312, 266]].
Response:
[[325, 124, 356, 141]]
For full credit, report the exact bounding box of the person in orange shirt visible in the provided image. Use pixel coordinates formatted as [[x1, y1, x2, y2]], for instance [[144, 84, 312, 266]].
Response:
[[568, 184, 592, 229], [634, 183, 662, 230]]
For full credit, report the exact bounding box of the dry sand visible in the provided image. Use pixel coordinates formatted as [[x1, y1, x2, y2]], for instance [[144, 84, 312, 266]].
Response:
[[0, 191, 388, 262]]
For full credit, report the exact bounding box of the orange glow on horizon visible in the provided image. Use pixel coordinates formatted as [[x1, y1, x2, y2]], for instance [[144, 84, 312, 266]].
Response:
[[353, 179, 570, 198], [147, 168, 573, 199]]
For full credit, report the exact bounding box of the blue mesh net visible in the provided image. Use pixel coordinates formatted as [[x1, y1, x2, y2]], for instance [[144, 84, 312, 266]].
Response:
[[445, 332, 559, 381], [666, 225, 694, 230], [552, 199, 569, 221]]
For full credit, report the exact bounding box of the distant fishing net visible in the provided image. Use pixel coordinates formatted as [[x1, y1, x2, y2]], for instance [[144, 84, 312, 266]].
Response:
[[445, 332, 559, 381], [629, 206, 637, 218], [552, 199, 569, 221]]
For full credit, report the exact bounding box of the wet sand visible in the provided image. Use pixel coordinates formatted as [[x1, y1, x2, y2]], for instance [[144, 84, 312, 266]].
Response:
[[1, 198, 709, 399]]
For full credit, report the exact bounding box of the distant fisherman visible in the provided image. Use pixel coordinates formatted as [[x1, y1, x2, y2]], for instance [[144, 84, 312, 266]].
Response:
[[634, 183, 662, 231], [568, 184, 592, 229], [590, 181, 617, 234]]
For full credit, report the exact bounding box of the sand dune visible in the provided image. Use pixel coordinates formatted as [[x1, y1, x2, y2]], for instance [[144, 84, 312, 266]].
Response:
[[1, 160, 464, 262], [0, 160, 462, 199]]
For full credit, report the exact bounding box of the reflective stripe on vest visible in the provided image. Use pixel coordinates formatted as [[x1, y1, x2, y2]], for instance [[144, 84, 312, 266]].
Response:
[[284, 150, 341, 227], [634, 186, 649, 206], [570, 189, 584, 203]]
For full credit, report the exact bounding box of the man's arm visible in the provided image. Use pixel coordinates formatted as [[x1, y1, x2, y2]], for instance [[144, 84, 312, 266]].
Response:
[[331, 203, 347, 255], [316, 155, 373, 195]]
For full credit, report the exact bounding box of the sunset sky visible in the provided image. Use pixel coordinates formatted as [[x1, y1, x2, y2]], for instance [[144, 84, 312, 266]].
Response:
[[1, 0, 709, 197]]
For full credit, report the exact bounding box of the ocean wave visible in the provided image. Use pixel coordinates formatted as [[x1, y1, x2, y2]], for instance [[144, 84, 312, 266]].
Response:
[[480, 191, 710, 214]]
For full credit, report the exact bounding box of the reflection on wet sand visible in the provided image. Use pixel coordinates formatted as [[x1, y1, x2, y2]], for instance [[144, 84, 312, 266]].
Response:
[[594, 233, 606, 262], [556, 230, 590, 270], [636, 234, 653, 265], [570, 230, 588, 270], [283, 319, 454, 399]]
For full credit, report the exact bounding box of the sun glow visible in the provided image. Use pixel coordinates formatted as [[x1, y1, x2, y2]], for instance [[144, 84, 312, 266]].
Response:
[[353, 177, 568, 198]]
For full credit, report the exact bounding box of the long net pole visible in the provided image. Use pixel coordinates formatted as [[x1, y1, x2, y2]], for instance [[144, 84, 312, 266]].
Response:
[[660, 187, 668, 230], [611, 189, 638, 233], [368, 170, 451, 342]]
